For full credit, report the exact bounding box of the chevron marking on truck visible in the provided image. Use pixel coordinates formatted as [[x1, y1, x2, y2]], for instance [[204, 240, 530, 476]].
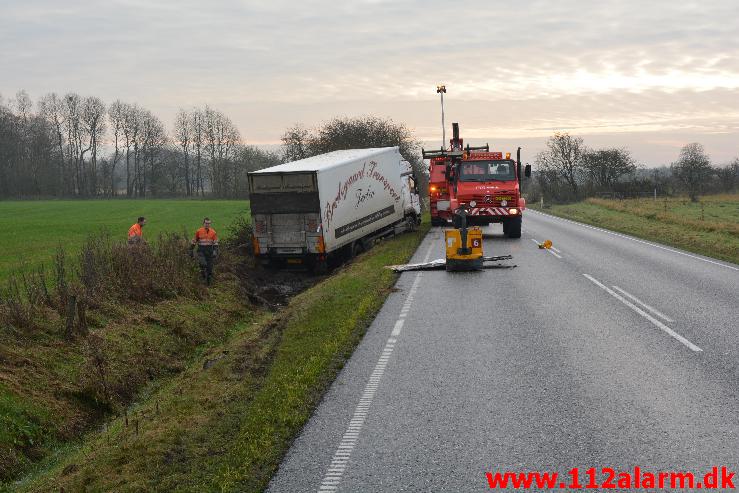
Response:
[[469, 207, 509, 216]]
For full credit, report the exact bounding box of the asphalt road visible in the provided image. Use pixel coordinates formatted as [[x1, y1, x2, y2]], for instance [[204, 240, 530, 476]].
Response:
[[267, 210, 739, 492]]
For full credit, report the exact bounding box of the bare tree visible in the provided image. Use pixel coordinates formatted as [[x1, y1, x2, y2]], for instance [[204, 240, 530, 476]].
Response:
[[281, 124, 310, 162], [121, 103, 140, 196], [107, 101, 126, 196], [13, 90, 33, 120], [62, 93, 91, 195], [203, 107, 241, 197], [174, 109, 193, 196], [535, 132, 585, 199], [191, 109, 205, 196], [671, 143, 712, 201], [82, 97, 106, 196], [139, 109, 167, 196], [38, 93, 67, 194]]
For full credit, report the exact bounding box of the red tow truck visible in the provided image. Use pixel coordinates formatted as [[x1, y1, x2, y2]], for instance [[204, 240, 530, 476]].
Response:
[[425, 123, 531, 238]]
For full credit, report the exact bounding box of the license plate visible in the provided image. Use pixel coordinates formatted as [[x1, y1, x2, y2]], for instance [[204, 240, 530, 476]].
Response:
[[286, 258, 303, 264]]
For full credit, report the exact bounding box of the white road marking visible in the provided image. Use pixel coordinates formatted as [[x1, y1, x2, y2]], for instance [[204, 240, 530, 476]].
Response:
[[530, 209, 739, 272], [612, 285, 675, 323], [583, 274, 702, 352], [317, 235, 434, 492]]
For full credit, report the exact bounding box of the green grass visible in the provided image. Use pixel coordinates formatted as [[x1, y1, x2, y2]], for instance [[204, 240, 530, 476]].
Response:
[[14, 217, 430, 492], [0, 384, 52, 477], [1, 280, 254, 488], [0, 200, 250, 280], [531, 194, 739, 265]]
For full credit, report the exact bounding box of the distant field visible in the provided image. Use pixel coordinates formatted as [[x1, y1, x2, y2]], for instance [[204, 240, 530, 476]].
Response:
[[0, 200, 250, 280], [531, 194, 739, 265]]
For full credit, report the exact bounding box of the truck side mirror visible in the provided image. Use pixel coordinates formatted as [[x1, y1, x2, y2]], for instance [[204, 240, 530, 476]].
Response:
[[524, 164, 531, 178]]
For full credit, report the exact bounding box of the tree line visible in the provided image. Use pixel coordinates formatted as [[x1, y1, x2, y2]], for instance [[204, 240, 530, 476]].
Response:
[[7, 87, 734, 204], [530, 133, 739, 203], [0, 90, 281, 199], [0, 91, 427, 200]]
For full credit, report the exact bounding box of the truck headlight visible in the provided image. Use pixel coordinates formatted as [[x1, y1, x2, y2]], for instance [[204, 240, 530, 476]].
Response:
[[501, 200, 508, 207], [509, 208, 518, 215], [470, 200, 477, 207]]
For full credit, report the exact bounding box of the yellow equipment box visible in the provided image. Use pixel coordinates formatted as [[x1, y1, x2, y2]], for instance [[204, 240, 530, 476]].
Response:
[[444, 227, 484, 271]]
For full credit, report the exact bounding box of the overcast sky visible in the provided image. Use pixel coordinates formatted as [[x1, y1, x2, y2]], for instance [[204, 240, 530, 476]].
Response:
[[1, 0, 738, 165]]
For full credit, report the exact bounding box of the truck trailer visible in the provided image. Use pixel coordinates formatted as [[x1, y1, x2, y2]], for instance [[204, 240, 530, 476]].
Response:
[[248, 147, 421, 272]]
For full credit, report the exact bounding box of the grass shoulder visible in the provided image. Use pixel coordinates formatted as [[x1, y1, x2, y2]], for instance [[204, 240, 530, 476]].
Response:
[[529, 195, 739, 265]]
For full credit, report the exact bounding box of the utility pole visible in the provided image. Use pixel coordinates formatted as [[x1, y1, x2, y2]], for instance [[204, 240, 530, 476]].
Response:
[[437, 85, 446, 149]]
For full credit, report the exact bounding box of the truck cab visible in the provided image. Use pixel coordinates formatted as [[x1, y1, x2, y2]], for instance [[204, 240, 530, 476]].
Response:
[[424, 123, 531, 238], [400, 160, 422, 225]]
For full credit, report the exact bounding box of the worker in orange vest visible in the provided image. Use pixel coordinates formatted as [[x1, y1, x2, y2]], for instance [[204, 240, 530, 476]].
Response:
[[128, 216, 146, 244], [192, 217, 219, 285]]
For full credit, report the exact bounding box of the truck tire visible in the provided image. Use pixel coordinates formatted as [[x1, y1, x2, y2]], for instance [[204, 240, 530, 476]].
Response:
[[351, 241, 363, 259], [431, 217, 445, 227], [502, 220, 510, 235], [507, 217, 522, 238]]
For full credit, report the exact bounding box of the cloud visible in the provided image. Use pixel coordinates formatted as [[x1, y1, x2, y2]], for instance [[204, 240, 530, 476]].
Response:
[[1, 0, 738, 164]]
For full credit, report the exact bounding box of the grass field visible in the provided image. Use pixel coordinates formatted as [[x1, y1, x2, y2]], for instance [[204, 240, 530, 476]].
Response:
[[531, 194, 739, 265], [0, 200, 250, 280]]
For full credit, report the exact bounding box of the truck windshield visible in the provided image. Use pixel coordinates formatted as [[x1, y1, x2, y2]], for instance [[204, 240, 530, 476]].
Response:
[[459, 160, 516, 182]]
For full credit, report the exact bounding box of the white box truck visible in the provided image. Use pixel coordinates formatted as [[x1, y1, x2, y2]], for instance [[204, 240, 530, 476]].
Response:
[[248, 147, 421, 271]]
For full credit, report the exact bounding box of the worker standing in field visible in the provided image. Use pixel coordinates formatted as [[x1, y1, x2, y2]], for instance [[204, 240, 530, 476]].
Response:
[[128, 216, 146, 244], [192, 217, 218, 285]]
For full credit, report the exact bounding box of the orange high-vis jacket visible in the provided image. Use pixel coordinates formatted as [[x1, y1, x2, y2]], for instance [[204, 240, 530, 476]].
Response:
[[194, 227, 218, 246], [128, 223, 143, 239]]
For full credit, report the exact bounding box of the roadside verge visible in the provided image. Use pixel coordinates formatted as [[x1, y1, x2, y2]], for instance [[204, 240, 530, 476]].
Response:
[[530, 200, 739, 265]]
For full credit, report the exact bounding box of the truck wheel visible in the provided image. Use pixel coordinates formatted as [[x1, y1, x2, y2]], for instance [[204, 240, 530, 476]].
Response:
[[431, 217, 444, 227], [351, 241, 363, 259], [502, 220, 510, 235], [346, 240, 364, 261], [507, 217, 522, 238]]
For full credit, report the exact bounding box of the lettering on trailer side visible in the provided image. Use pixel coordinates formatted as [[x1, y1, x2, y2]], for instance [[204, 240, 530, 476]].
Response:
[[324, 160, 401, 229], [335, 205, 395, 238]]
